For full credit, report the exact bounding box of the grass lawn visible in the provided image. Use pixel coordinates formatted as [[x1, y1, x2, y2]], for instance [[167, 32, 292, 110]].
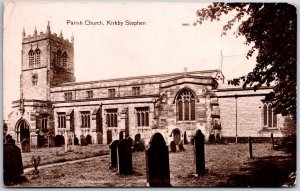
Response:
[[15, 143, 295, 187], [21, 144, 109, 169]]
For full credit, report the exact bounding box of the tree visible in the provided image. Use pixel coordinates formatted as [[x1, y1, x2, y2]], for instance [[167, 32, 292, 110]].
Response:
[[196, 3, 296, 119]]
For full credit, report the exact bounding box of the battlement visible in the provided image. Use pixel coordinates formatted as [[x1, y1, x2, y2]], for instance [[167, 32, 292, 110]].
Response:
[[22, 22, 73, 47]]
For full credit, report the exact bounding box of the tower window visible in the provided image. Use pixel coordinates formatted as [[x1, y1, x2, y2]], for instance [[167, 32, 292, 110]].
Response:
[[32, 74, 38, 86], [56, 50, 61, 66], [35, 48, 41, 65], [29, 49, 35, 66], [106, 109, 118, 127], [62, 52, 67, 67], [263, 103, 277, 128], [176, 89, 196, 121]]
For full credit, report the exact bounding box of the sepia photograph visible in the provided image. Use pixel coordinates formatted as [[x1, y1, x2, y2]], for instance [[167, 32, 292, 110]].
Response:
[[3, 1, 296, 187]]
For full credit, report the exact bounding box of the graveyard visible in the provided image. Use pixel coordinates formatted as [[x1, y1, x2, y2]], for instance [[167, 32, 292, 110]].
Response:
[[5, 132, 296, 187]]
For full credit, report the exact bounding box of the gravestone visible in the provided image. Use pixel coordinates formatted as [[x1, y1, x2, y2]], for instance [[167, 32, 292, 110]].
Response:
[[117, 139, 132, 174], [138, 139, 145, 151], [5, 134, 12, 143], [249, 136, 253, 159], [4, 144, 24, 185], [86, 134, 92, 144], [134, 133, 141, 142], [271, 133, 274, 150], [194, 130, 205, 175], [146, 132, 170, 187], [48, 135, 55, 147], [55, 135, 62, 147], [109, 140, 119, 168], [178, 140, 186, 151], [183, 132, 188, 144], [80, 137, 87, 146], [7, 138, 16, 145], [170, 141, 176, 152], [119, 131, 124, 140], [127, 137, 133, 147], [74, 136, 79, 145], [21, 139, 30, 153]]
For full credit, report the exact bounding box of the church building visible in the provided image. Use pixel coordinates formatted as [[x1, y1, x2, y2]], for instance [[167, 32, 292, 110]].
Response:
[[6, 23, 285, 147]]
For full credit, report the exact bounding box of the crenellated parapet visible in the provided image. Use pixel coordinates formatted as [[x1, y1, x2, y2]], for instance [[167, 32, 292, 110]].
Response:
[[22, 22, 73, 47]]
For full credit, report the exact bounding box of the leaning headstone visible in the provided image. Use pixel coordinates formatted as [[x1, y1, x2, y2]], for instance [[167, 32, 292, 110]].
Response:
[[117, 139, 132, 175], [170, 141, 176, 152], [7, 138, 16, 145], [21, 139, 30, 153], [178, 140, 186, 151], [194, 130, 205, 175], [146, 132, 171, 187], [4, 144, 25, 185], [109, 140, 119, 168], [86, 134, 92, 144]]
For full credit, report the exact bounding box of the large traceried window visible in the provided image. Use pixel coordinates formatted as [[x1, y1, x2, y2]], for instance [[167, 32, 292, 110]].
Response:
[[263, 103, 277, 128], [106, 109, 118, 127], [57, 112, 66, 128], [81, 111, 91, 128], [176, 89, 196, 121], [136, 107, 149, 127]]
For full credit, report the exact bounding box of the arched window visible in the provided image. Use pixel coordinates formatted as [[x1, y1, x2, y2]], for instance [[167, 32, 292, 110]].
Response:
[[29, 49, 35, 66], [35, 48, 41, 65], [62, 52, 67, 67], [176, 89, 196, 121], [56, 50, 61, 66], [263, 103, 277, 128]]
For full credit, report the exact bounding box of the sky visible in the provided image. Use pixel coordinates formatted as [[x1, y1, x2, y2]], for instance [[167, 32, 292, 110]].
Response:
[[3, 2, 257, 119]]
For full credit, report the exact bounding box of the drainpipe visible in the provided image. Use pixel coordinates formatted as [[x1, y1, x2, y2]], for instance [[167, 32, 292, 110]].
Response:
[[235, 94, 238, 144]]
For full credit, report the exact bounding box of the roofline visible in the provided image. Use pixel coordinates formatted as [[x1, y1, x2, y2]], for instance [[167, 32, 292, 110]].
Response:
[[52, 69, 221, 87]]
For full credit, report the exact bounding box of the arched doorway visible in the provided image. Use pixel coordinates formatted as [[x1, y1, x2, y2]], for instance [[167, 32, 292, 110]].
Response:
[[173, 129, 181, 145], [17, 120, 30, 144], [107, 130, 112, 145]]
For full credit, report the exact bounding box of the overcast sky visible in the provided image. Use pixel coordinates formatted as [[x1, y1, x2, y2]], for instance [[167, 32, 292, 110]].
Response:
[[3, 2, 257, 119]]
